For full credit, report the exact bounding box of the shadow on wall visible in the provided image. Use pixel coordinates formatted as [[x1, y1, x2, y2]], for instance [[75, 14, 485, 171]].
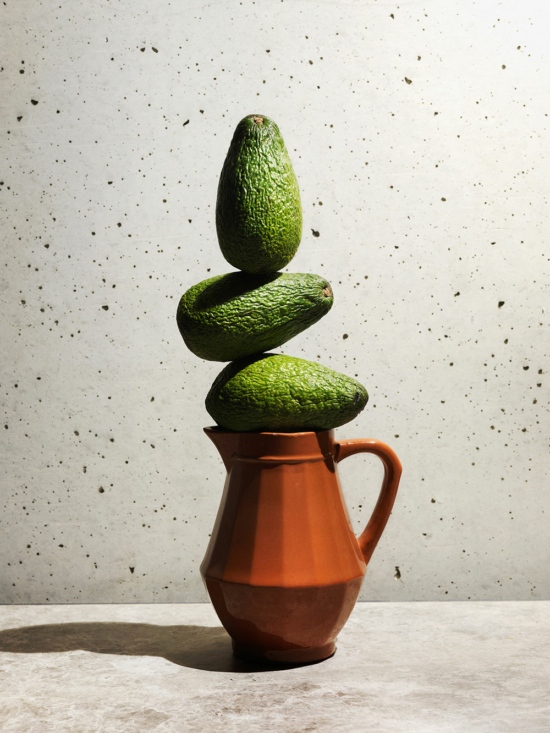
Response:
[[0, 621, 311, 673]]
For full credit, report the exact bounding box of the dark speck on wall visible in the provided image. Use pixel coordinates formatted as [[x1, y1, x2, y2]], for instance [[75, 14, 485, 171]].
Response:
[[311, 229, 320, 237]]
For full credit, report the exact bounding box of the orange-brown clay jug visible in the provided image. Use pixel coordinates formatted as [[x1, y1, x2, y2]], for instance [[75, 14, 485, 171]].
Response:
[[201, 427, 402, 664]]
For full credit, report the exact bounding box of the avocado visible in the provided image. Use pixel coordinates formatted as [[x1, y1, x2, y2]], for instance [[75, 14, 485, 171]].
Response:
[[177, 272, 333, 362], [216, 114, 302, 274], [205, 353, 368, 432]]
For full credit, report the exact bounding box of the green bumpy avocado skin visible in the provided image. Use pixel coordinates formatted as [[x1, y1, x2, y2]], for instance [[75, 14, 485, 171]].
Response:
[[176, 272, 333, 362], [205, 354, 368, 432], [216, 114, 302, 274]]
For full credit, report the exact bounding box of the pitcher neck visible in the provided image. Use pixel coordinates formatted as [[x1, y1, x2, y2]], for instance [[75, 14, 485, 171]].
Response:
[[204, 427, 335, 467]]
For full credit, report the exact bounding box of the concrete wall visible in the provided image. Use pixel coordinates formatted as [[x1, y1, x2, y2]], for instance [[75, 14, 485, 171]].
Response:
[[1, 0, 548, 603]]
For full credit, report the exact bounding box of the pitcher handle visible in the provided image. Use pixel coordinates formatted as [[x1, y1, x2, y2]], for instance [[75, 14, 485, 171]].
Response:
[[334, 438, 402, 566]]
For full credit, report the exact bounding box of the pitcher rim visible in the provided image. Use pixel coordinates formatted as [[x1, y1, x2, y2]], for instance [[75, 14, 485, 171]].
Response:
[[204, 425, 334, 438]]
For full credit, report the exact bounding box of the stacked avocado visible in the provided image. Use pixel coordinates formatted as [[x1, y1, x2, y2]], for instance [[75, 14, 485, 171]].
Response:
[[177, 114, 368, 432]]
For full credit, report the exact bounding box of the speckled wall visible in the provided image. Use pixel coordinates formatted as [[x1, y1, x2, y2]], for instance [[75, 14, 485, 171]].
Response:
[[1, 0, 548, 603]]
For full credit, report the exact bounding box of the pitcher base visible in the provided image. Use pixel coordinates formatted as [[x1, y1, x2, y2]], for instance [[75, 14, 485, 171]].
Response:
[[232, 640, 336, 665]]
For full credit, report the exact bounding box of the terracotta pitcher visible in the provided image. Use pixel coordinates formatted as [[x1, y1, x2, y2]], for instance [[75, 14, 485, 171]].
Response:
[[201, 427, 402, 664]]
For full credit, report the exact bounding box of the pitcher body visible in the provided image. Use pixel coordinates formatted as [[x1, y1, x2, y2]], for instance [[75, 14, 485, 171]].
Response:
[[201, 428, 401, 664]]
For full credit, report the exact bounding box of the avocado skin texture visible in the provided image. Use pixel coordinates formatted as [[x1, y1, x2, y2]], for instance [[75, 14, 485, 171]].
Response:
[[206, 353, 368, 432], [216, 114, 302, 274], [177, 272, 333, 362]]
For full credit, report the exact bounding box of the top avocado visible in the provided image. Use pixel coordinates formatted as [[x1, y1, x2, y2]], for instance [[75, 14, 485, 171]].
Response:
[[216, 114, 302, 274]]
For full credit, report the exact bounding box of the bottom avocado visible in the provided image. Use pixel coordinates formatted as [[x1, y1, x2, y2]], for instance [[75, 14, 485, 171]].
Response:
[[205, 353, 368, 432]]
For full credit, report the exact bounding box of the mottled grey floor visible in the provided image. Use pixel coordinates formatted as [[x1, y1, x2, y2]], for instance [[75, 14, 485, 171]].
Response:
[[0, 602, 548, 732]]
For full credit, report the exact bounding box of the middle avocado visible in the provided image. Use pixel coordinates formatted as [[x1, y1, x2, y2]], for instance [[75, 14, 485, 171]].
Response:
[[177, 271, 333, 362]]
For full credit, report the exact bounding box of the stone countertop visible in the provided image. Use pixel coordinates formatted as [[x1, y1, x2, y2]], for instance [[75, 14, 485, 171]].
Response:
[[0, 602, 548, 732]]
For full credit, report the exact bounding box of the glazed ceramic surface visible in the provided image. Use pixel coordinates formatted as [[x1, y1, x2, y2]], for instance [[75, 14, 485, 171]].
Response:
[[201, 428, 402, 664]]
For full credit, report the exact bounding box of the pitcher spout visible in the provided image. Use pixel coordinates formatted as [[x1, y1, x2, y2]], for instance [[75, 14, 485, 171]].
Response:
[[204, 427, 240, 472]]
